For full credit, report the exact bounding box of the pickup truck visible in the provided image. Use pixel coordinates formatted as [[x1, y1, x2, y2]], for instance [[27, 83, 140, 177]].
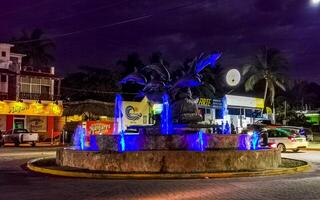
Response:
[[0, 129, 39, 147]]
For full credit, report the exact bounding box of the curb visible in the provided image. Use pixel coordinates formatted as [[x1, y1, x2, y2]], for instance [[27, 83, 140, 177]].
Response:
[[27, 157, 312, 179], [305, 148, 320, 151]]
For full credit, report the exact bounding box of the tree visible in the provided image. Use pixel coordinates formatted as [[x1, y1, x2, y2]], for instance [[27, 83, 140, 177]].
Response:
[[120, 52, 221, 123], [243, 46, 288, 121], [11, 28, 55, 66], [61, 66, 120, 102]]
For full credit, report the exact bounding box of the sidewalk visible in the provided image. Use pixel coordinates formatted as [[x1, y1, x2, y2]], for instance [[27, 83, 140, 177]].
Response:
[[306, 142, 320, 150]]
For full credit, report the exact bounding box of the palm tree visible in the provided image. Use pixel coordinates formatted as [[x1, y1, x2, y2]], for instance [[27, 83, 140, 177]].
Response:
[[11, 28, 55, 66], [243, 46, 288, 122], [120, 52, 221, 123]]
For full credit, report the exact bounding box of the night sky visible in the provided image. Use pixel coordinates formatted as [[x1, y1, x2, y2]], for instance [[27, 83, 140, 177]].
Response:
[[0, 0, 319, 82]]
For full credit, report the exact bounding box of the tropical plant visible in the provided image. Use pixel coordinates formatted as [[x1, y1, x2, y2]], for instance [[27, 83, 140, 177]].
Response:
[[243, 46, 288, 108], [61, 66, 120, 102], [120, 52, 221, 102], [120, 52, 221, 123], [11, 28, 55, 66]]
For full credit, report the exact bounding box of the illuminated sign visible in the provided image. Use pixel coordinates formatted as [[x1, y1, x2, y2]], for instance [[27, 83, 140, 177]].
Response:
[[225, 95, 264, 109], [197, 98, 212, 106], [125, 105, 142, 121], [197, 98, 223, 108], [152, 104, 163, 115], [86, 121, 113, 135], [0, 101, 63, 116], [123, 96, 150, 127]]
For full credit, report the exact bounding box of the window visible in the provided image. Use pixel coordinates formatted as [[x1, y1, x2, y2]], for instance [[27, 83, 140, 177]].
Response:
[[206, 109, 211, 114], [228, 108, 240, 115], [1, 51, 6, 57], [21, 83, 30, 93], [0, 75, 7, 82], [215, 109, 223, 119]]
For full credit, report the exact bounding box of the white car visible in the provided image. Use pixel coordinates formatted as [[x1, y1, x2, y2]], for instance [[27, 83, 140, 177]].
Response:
[[0, 129, 39, 147], [261, 128, 308, 152], [280, 126, 314, 142]]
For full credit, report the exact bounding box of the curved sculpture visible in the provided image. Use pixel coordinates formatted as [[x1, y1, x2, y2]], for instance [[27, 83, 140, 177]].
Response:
[[120, 52, 221, 123]]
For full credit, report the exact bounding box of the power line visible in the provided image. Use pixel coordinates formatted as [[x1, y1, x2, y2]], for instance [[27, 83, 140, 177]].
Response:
[[61, 86, 138, 95], [11, 0, 207, 44]]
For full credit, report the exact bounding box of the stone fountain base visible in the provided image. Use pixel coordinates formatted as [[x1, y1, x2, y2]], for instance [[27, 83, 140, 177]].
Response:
[[86, 133, 254, 152], [56, 148, 281, 173]]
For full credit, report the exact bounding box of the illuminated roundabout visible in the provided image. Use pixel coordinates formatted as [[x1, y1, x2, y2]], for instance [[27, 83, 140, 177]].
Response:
[[56, 134, 281, 175], [29, 53, 289, 178]]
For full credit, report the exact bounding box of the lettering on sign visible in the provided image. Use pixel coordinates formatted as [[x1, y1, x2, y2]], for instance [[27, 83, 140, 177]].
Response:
[[197, 98, 212, 106], [125, 105, 142, 121]]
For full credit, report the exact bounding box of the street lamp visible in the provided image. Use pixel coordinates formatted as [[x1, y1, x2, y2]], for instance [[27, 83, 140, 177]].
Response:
[[226, 69, 241, 87], [311, 0, 320, 6]]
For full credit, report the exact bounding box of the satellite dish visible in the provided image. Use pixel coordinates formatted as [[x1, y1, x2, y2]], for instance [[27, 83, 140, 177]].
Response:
[[226, 69, 241, 86]]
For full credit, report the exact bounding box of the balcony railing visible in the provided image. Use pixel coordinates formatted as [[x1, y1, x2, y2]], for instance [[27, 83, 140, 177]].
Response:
[[19, 92, 60, 101]]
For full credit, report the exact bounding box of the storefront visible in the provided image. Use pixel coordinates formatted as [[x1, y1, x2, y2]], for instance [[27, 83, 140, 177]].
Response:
[[197, 97, 223, 124], [197, 95, 264, 133], [0, 100, 63, 140], [224, 95, 264, 132]]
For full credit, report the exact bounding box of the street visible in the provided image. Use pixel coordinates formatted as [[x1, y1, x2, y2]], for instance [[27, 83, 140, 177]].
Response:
[[1, 147, 320, 200]]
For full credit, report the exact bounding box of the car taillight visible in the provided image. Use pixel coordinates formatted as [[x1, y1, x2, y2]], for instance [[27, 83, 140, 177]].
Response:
[[269, 143, 277, 148], [288, 136, 296, 142]]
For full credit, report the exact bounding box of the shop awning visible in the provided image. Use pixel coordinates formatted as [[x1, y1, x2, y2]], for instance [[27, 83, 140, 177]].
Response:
[[63, 99, 114, 117]]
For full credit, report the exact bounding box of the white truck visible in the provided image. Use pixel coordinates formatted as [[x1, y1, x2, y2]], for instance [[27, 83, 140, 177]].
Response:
[[0, 128, 39, 147]]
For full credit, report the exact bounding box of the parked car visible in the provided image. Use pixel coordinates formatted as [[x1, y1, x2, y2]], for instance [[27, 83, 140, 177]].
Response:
[[255, 119, 272, 125], [0, 129, 39, 147], [280, 126, 314, 141], [261, 128, 308, 152]]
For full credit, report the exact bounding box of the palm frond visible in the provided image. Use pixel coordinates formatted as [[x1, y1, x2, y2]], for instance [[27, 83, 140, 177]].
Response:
[[275, 79, 286, 91], [244, 73, 264, 91]]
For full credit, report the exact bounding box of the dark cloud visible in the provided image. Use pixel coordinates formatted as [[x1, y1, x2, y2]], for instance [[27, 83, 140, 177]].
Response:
[[0, 0, 319, 82]]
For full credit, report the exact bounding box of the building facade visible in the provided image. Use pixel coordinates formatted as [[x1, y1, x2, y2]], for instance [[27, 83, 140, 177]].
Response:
[[197, 95, 265, 133], [0, 43, 63, 141]]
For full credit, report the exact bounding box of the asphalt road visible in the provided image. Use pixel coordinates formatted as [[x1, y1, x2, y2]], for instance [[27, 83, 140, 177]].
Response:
[[1, 147, 320, 200]]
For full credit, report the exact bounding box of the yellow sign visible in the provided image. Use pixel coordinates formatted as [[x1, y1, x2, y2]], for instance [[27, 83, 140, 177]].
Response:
[[197, 98, 212, 106], [255, 98, 265, 109], [0, 101, 63, 116], [123, 97, 150, 128]]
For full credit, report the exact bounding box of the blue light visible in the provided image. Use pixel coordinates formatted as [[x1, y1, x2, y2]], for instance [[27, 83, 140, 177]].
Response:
[[195, 53, 221, 74], [73, 125, 86, 150], [120, 132, 126, 152], [224, 121, 230, 134], [221, 96, 228, 134], [114, 94, 126, 152], [89, 135, 99, 151], [251, 131, 260, 150], [198, 130, 205, 151], [161, 93, 173, 135], [113, 94, 125, 135], [238, 134, 250, 150]]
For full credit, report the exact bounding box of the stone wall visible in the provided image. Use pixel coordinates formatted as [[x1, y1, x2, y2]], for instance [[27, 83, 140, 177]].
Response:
[[56, 148, 281, 173], [88, 134, 252, 152]]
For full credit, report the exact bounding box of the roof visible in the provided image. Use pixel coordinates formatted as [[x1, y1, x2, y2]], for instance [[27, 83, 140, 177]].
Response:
[[63, 99, 114, 117], [0, 68, 17, 75], [20, 70, 60, 79]]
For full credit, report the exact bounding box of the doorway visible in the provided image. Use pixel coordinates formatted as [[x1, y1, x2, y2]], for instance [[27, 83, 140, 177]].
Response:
[[14, 117, 25, 129]]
